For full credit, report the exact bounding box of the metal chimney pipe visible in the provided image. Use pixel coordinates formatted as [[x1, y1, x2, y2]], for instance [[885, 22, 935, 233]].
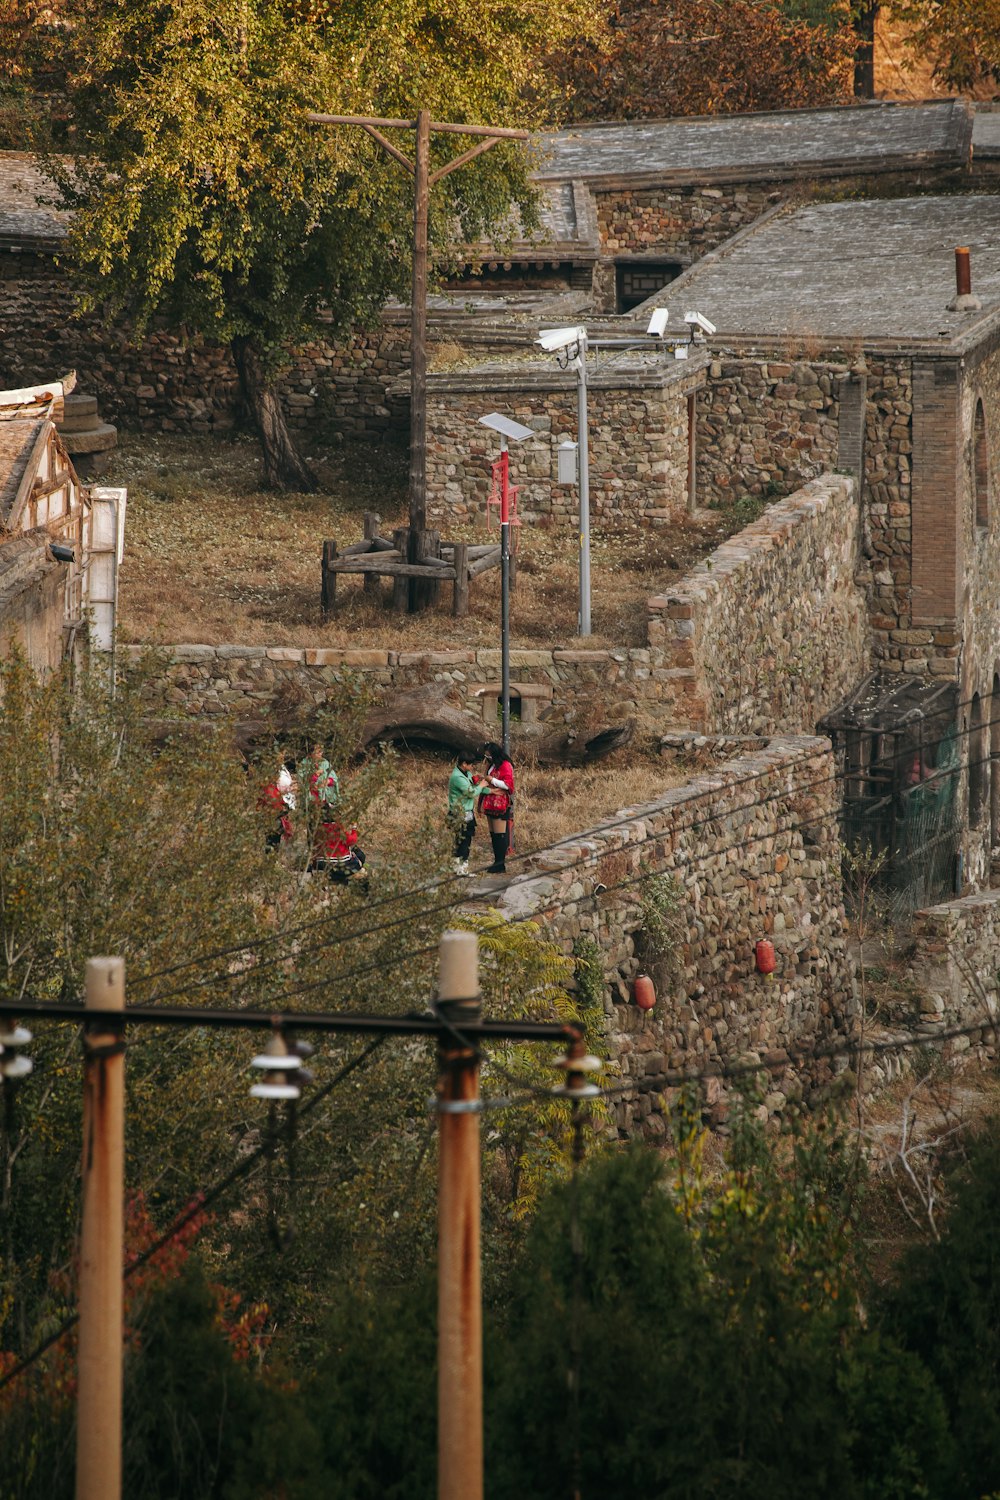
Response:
[[956, 246, 972, 299], [948, 245, 981, 312]]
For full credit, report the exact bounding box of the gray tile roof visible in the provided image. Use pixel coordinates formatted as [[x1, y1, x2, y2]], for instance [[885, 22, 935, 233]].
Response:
[[532, 100, 973, 185], [632, 194, 1000, 346]]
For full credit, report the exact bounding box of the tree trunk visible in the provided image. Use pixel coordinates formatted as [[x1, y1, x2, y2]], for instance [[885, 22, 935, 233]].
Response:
[[231, 335, 318, 492], [852, 1, 878, 99]]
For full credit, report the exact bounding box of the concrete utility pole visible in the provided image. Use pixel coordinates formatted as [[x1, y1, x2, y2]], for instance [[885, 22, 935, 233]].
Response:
[[435, 930, 483, 1500], [306, 109, 529, 611], [76, 957, 125, 1500]]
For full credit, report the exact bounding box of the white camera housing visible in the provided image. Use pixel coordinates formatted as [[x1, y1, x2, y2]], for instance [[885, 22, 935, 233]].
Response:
[[537, 325, 587, 354], [684, 310, 716, 337], [646, 308, 669, 337]]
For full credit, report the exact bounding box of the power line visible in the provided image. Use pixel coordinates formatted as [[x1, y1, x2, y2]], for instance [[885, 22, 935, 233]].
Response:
[[0, 1037, 387, 1397]]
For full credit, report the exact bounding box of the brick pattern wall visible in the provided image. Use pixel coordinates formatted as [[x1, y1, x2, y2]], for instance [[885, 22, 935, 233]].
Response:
[[492, 735, 857, 1136], [646, 474, 869, 734], [910, 358, 961, 631]]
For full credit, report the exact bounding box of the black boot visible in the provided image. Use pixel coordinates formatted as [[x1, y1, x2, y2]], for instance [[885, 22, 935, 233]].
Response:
[[487, 830, 507, 873]]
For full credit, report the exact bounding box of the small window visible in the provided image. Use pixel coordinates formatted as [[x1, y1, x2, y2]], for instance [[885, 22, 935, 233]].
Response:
[[969, 692, 987, 825], [975, 399, 990, 530], [615, 260, 683, 313]]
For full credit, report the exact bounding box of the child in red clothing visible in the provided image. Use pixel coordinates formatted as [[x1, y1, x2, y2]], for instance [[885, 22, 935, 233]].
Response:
[[309, 815, 366, 882]]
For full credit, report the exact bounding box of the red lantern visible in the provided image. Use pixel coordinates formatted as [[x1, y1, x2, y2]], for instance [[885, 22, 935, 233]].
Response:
[[633, 974, 656, 1010], [754, 939, 776, 977]]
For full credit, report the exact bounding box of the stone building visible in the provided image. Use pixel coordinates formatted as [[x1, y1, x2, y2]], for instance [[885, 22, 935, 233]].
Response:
[[0, 100, 981, 439], [631, 191, 1000, 895]]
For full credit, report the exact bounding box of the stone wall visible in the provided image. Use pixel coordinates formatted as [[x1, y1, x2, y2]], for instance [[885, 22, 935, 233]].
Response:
[[0, 256, 411, 438], [646, 474, 869, 734], [424, 358, 704, 524], [898, 889, 1000, 1065], [695, 357, 845, 506], [492, 734, 857, 1136], [592, 181, 779, 309]]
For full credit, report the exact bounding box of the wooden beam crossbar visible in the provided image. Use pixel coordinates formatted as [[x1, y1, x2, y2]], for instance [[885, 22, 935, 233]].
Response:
[[307, 105, 529, 613]]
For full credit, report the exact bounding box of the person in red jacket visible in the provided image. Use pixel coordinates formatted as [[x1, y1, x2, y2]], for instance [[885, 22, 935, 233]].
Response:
[[480, 740, 514, 873], [309, 814, 366, 883]]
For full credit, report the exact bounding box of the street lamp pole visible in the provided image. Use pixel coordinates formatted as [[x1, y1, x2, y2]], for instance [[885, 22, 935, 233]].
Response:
[[575, 334, 591, 638], [498, 437, 512, 756], [477, 413, 534, 756]]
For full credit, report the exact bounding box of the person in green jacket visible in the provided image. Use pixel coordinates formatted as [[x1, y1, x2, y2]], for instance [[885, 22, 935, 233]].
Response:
[[448, 752, 482, 873]]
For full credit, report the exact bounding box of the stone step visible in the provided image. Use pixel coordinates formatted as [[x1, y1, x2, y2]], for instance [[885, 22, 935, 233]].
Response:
[[61, 422, 118, 456], [59, 392, 98, 420]]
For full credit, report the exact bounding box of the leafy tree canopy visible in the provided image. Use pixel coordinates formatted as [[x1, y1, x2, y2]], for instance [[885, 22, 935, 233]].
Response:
[[551, 0, 854, 122], [38, 0, 599, 487]]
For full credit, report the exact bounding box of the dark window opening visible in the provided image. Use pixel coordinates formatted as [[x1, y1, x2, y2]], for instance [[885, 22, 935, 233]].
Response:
[[496, 693, 521, 723], [615, 261, 683, 313], [442, 261, 577, 293], [975, 398, 990, 531], [970, 692, 987, 826]]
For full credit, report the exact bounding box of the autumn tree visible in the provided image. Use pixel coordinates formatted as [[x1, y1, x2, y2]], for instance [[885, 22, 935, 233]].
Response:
[[550, 0, 853, 123], [41, 0, 599, 490], [889, 0, 1000, 92]]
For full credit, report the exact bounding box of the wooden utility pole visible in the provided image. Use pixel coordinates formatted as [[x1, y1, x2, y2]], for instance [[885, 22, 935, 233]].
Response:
[[306, 109, 529, 609], [76, 957, 125, 1500], [435, 929, 483, 1500]]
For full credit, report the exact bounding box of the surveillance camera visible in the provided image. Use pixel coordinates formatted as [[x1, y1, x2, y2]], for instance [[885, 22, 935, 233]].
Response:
[[646, 308, 669, 337], [684, 310, 716, 337], [49, 542, 75, 563], [536, 325, 587, 354]]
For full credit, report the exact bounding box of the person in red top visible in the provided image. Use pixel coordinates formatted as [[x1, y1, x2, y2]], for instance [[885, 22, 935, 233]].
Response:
[[309, 814, 366, 883], [481, 741, 514, 873]]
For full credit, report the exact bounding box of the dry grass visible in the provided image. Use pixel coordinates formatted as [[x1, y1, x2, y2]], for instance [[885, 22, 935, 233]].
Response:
[[109, 432, 741, 651], [369, 743, 687, 859]]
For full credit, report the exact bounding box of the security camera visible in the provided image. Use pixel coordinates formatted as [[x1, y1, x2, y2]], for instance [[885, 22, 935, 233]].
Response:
[[49, 542, 75, 563], [536, 325, 587, 354], [646, 308, 669, 337], [684, 310, 716, 337]]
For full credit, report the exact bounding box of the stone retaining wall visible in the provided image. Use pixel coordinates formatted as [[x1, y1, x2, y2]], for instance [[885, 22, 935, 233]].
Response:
[[647, 473, 869, 733], [492, 734, 857, 1136], [892, 890, 1000, 1065]]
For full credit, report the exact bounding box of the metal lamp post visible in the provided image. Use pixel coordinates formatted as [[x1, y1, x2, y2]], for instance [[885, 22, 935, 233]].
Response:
[[540, 309, 716, 639], [478, 413, 534, 755], [537, 326, 591, 636]]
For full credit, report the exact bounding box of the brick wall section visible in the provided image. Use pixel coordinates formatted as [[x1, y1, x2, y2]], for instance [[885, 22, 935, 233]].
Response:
[[647, 474, 870, 733], [0, 258, 412, 437], [424, 362, 703, 524], [695, 358, 845, 506], [592, 182, 778, 308], [910, 358, 961, 634], [491, 735, 857, 1135]]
